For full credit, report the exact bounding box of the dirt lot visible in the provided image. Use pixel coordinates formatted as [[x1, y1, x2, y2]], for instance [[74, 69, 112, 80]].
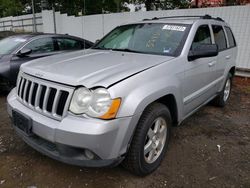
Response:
[[0, 77, 249, 188]]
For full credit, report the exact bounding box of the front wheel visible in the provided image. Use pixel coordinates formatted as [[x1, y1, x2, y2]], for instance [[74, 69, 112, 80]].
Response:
[[213, 73, 232, 107], [122, 103, 172, 176]]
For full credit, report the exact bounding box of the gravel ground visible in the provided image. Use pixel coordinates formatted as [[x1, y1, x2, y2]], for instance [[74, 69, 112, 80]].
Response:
[[0, 77, 249, 188]]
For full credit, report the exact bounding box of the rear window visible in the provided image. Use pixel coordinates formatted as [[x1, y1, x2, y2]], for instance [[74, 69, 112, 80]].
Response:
[[225, 26, 236, 48], [212, 25, 227, 51]]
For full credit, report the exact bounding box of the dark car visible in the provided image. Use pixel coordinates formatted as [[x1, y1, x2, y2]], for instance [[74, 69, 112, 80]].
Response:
[[0, 33, 93, 86], [0, 31, 16, 40]]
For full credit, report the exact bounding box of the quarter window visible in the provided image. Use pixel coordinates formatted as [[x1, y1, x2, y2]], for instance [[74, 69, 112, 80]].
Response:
[[212, 25, 227, 51], [191, 25, 211, 50], [225, 26, 236, 48]]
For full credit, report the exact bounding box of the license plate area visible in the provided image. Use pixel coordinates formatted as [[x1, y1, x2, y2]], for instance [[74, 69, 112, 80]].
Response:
[[12, 110, 33, 135]]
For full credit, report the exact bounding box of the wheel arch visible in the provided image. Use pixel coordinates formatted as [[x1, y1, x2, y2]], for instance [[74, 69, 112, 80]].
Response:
[[155, 94, 178, 126], [229, 66, 236, 77]]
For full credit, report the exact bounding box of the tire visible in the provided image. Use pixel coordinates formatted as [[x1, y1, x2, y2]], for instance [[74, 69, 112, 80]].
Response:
[[122, 103, 172, 176], [0, 78, 12, 94], [213, 73, 232, 107]]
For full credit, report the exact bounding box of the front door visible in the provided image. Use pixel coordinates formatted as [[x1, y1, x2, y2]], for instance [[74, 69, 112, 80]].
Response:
[[10, 37, 59, 84], [182, 24, 216, 116]]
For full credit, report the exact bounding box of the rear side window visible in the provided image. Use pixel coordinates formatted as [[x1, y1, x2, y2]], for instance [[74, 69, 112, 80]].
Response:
[[212, 25, 227, 51], [225, 26, 236, 48], [56, 38, 83, 51], [191, 25, 211, 50]]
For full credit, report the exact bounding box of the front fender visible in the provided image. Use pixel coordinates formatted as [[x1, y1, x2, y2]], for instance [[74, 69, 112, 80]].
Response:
[[0, 61, 11, 79], [108, 64, 183, 122]]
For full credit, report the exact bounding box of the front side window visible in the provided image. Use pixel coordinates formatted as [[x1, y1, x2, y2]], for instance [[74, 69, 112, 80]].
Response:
[[93, 23, 190, 56], [225, 26, 236, 48], [24, 37, 55, 54], [191, 25, 211, 50], [56, 38, 83, 50], [212, 25, 227, 51]]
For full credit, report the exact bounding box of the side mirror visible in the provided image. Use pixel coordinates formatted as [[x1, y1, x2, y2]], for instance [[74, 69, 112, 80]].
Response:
[[17, 48, 32, 57], [95, 39, 100, 44], [188, 44, 218, 61]]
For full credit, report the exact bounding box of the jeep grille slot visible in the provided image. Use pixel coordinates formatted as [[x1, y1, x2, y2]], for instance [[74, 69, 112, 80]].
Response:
[[16, 73, 74, 121]]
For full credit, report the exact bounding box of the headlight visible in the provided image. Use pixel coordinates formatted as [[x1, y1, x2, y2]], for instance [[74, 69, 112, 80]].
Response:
[[87, 88, 112, 117], [69, 87, 121, 119], [69, 88, 93, 114]]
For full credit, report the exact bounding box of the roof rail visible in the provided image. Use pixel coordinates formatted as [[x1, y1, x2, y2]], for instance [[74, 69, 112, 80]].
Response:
[[143, 14, 224, 22]]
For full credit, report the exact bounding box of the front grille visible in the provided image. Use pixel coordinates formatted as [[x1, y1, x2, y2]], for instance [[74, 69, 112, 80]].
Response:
[[16, 73, 74, 121]]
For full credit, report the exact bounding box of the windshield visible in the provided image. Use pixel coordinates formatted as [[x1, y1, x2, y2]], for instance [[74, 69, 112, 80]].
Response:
[[93, 23, 190, 56], [0, 37, 27, 55]]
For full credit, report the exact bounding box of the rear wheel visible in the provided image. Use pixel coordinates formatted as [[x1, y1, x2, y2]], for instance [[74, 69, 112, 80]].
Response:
[[122, 103, 171, 176], [213, 73, 232, 107]]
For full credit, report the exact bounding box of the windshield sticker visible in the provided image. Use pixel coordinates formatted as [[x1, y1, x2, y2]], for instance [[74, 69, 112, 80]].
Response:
[[163, 47, 171, 53], [14, 38, 27, 42], [162, 25, 186, 31]]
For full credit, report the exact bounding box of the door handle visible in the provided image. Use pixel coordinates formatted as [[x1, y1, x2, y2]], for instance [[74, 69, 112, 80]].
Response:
[[226, 55, 231, 59], [208, 61, 216, 67]]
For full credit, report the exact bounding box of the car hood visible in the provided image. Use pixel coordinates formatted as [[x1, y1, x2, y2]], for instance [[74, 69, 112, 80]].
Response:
[[21, 49, 174, 88]]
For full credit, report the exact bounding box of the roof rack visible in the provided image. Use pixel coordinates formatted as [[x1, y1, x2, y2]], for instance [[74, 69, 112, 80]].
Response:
[[143, 14, 224, 22]]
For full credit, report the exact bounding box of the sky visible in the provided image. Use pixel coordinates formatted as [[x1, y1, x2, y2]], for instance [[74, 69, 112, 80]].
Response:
[[124, 3, 147, 12]]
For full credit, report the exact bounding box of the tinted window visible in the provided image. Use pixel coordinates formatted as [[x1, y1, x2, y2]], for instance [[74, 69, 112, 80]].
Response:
[[225, 26, 236, 48], [212, 25, 227, 51], [56, 38, 84, 50], [25, 37, 54, 54], [94, 23, 190, 56], [81, 41, 91, 49], [191, 25, 211, 50]]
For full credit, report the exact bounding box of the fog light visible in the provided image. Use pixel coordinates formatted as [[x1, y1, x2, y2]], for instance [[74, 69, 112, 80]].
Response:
[[84, 149, 95, 160]]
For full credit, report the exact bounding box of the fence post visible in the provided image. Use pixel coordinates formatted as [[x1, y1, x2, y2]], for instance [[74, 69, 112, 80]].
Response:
[[22, 19, 24, 31], [32, 0, 37, 32], [10, 20, 13, 31], [52, 6, 57, 34]]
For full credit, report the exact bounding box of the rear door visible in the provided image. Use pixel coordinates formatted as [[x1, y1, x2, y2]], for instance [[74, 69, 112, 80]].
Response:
[[183, 24, 216, 115], [211, 25, 229, 92], [224, 26, 237, 70]]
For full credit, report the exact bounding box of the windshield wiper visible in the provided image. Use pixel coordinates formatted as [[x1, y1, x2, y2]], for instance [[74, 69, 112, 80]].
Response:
[[110, 48, 142, 53], [92, 46, 103, 50], [93, 47, 143, 54]]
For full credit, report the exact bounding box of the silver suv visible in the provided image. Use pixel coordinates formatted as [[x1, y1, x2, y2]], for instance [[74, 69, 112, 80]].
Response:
[[7, 15, 237, 176]]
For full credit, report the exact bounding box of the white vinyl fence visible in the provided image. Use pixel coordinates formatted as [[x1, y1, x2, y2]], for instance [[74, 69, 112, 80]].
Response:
[[0, 13, 43, 32], [0, 5, 250, 70]]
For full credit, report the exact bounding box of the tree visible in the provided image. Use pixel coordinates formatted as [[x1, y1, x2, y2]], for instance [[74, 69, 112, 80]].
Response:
[[123, 0, 189, 11], [0, 0, 191, 18], [0, 0, 24, 17], [43, 0, 118, 15], [0, 0, 120, 17]]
